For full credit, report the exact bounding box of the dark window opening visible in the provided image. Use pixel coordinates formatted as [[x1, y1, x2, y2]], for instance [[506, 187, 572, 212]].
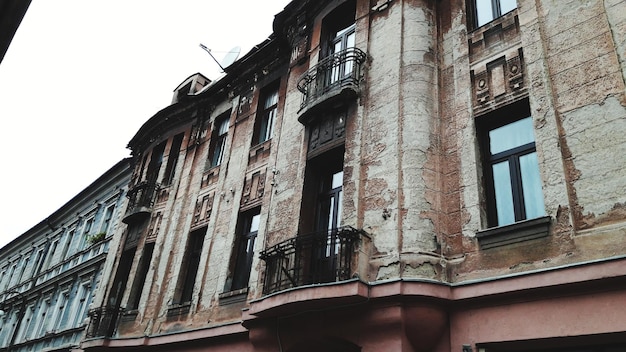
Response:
[[226, 208, 261, 292], [253, 83, 280, 145], [162, 133, 184, 185], [108, 248, 136, 310], [478, 99, 545, 227], [174, 227, 206, 304], [128, 243, 154, 310], [322, 0, 356, 85], [208, 112, 230, 168], [300, 146, 345, 234], [146, 141, 166, 184], [100, 205, 115, 234], [468, 0, 517, 28], [322, 0, 356, 57]]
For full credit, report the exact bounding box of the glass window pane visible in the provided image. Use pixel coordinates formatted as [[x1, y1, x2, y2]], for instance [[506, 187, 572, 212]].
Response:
[[218, 118, 229, 135], [493, 161, 515, 226], [476, 0, 494, 26], [519, 152, 545, 219], [489, 117, 534, 155], [347, 31, 355, 49], [500, 0, 517, 15], [250, 214, 261, 233], [337, 190, 343, 227], [332, 171, 343, 189], [327, 197, 336, 230], [264, 90, 278, 109]]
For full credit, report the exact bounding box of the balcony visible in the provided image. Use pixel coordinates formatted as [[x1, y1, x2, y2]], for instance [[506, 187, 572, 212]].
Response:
[[123, 181, 159, 224], [297, 47, 367, 124], [260, 226, 370, 296], [85, 306, 124, 339]]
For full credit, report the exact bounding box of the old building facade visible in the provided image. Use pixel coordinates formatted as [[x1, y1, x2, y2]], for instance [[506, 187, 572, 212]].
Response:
[[0, 160, 131, 352], [82, 0, 626, 351]]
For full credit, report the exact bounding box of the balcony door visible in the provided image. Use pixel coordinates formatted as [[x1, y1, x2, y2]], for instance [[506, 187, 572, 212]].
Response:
[[317, 169, 343, 257], [308, 147, 344, 283], [322, 0, 356, 86], [329, 23, 356, 84]]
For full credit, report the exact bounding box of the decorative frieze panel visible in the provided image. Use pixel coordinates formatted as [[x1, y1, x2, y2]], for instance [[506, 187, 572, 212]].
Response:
[[146, 212, 162, 243], [155, 187, 169, 204], [201, 167, 220, 189], [308, 110, 346, 157], [192, 193, 214, 229], [471, 48, 526, 114], [241, 170, 266, 211], [237, 86, 255, 120], [248, 141, 271, 167], [468, 11, 520, 64], [287, 13, 309, 66]]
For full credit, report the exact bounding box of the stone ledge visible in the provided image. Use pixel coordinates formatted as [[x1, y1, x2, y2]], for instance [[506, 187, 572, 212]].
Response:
[[476, 216, 551, 249]]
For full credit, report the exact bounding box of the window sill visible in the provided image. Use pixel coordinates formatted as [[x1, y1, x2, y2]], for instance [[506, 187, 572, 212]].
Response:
[[120, 309, 138, 322], [166, 302, 191, 318], [476, 216, 551, 249], [218, 288, 248, 305]]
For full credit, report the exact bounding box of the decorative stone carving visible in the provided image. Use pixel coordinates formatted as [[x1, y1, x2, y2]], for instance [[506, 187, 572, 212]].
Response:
[[146, 212, 162, 242], [471, 48, 526, 114], [241, 170, 266, 210], [308, 110, 347, 156], [192, 193, 214, 229]]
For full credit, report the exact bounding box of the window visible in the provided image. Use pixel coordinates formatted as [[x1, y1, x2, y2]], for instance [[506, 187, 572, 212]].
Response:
[[107, 248, 136, 309], [174, 228, 205, 304], [72, 283, 92, 327], [128, 243, 154, 309], [32, 247, 48, 277], [300, 146, 345, 234], [479, 101, 545, 227], [34, 298, 51, 337], [227, 209, 261, 291], [61, 229, 75, 260], [253, 85, 279, 145], [52, 290, 69, 331], [209, 113, 230, 167], [162, 133, 184, 185], [16, 304, 35, 343], [146, 141, 166, 183], [100, 205, 115, 234], [471, 0, 517, 28], [81, 217, 94, 249], [323, 1, 356, 85]]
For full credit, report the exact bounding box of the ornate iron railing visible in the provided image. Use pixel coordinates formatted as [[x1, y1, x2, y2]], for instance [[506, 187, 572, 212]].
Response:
[[124, 181, 159, 222], [85, 306, 124, 338], [297, 47, 367, 112], [260, 226, 367, 295]]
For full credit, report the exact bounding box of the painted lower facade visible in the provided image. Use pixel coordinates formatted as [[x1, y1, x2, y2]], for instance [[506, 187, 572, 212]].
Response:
[[68, 0, 626, 351], [0, 159, 131, 352]]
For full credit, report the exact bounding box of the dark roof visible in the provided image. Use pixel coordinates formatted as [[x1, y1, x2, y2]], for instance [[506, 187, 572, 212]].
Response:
[[0, 0, 32, 64]]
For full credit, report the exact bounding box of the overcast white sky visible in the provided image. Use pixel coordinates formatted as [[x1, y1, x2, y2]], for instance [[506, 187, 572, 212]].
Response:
[[0, 0, 292, 248]]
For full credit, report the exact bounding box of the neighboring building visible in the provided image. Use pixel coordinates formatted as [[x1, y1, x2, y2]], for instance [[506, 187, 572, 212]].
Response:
[[0, 0, 32, 64], [0, 159, 131, 352], [81, 0, 626, 352]]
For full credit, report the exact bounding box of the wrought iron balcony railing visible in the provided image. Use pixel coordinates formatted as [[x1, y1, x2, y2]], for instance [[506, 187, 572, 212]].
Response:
[[260, 226, 369, 295], [123, 181, 159, 223], [297, 47, 367, 119], [85, 306, 124, 338]]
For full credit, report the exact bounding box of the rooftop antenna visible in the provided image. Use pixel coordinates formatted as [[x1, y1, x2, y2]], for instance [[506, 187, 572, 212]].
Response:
[[199, 44, 241, 72]]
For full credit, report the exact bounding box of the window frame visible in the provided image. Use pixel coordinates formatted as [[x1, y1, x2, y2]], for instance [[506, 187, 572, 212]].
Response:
[[208, 113, 230, 168], [174, 228, 206, 305], [478, 100, 545, 229], [228, 208, 261, 292], [162, 133, 185, 185], [469, 0, 518, 29], [253, 84, 280, 146]]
